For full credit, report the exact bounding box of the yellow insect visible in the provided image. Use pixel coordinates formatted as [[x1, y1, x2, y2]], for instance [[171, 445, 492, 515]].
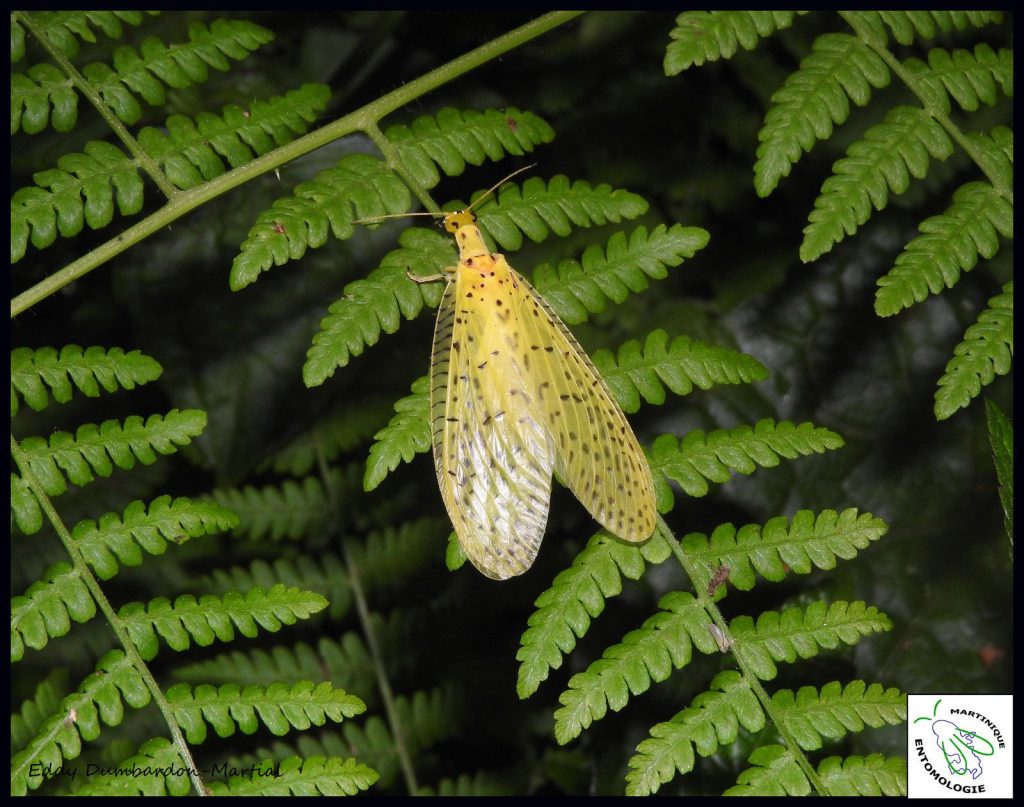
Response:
[[388, 169, 657, 579]]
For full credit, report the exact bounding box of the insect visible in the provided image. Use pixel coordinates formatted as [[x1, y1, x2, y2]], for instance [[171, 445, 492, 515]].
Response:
[[366, 168, 657, 579]]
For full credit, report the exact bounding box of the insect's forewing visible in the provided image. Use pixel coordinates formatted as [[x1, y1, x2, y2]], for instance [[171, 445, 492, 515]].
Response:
[[507, 266, 658, 542], [430, 267, 555, 579]]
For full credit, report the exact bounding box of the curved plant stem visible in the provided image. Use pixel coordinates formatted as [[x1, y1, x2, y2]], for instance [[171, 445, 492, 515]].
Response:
[[10, 11, 584, 319]]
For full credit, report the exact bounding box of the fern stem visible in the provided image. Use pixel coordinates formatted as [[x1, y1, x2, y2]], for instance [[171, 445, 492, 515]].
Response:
[[314, 441, 420, 795], [656, 514, 827, 795], [10, 11, 583, 319], [364, 120, 441, 214], [9, 434, 209, 796], [840, 11, 1013, 205], [14, 11, 180, 200]]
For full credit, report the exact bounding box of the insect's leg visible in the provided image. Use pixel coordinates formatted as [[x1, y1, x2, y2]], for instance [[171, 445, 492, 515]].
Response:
[[407, 265, 455, 284]]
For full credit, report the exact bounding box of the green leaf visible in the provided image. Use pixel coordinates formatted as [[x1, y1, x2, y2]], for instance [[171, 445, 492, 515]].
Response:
[[725, 744, 810, 796], [755, 33, 890, 197], [818, 753, 907, 796], [118, 584, 329, 660], [388, 106, 555, 188], [664, 11, 804, 75], [74, 737, 191, 796], [801, 106, 954, 263], [517, 530, 672, 698], [876, 183, 1012, 316], [935, 282, 1013, 420], [11, 562, 96, 661], [28, 11, 156, 60], [166, 680, 365, 744], [772, 680, 906, 750], [11, 669, 70, 752], [11, 345, 161, 415], [208, 756, 378, 796]]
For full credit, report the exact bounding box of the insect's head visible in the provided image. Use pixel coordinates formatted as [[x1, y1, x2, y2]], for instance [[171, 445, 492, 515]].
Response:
[[443, 210, 477, 233]]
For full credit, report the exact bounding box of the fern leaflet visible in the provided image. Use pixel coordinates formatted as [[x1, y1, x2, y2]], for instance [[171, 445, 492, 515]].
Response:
[[516, 530, 672, 698], [725, 744, 810, 795], [75, 737, 190, 796], [387, 106, 555, 188], [16, 11, 157, 62], [732, 600, 892, 681], [934, 281, 1013, 421], [554, 591, 714, 744], [118, 584, 329, 660], [12, 562, 96, 661], [625, 670, 764, 796], [11, 650, 150, 795], [166, 680, 365, 743], [664, 11, 804, 75], [754, 33, 891, 197], [985, 399, 1013, 545], [904, 44, 1013, 115], [364, 376, 431, 491], [650, 420, 844, 503], [801, 106, 954, 263], [72, 495, 238, 580], [592, 329, 768, 413], [875, 182, 1012, 316], [13, 408, 206, 497], [11, 345, 161, 415], [818, 754, 908, 796], [11, 669, 70, 752], [865, 10, 1004, 46], [772, 680, 906, 750]]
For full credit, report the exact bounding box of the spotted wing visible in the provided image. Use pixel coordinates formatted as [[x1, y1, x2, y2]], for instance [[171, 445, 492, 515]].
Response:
[[429, 272, 555, 579], [506, 266, 657, 542]]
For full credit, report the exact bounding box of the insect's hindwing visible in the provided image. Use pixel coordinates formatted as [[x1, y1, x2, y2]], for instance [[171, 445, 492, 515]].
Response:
[[507, 267, 658, 542], [430, 263, 555, 579]]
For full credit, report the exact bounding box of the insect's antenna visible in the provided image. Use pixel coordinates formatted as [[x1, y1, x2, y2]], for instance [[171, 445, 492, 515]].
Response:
[[466, 163, 536, 213], [352, 211, 442, 226]]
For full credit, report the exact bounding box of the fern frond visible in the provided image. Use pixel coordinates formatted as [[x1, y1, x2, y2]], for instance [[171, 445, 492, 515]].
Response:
[[683, 509, 888, 594], [754, 33, 891, 197], [516, 530, 672, 699], [725, 744, 809, 795], [985, 399, 1013, 545], [18, 11, 157, 61], [118, 584, 329, 661], [801, 106, 954, 263], [205, 472, 340, 542], [11, 141, 145, 261], [12, 562, 96, 661], [201, 554, 351, 620], [72, 495, 238, 580], [531, 224, 710, 324], [472, 175, 648, 251], [11, 473, 43, 535], [592, 329, 768, 413], [13, 19, 273, 136], [10, 650, 150, 795], [10, 63, 78, 134], [75, 737, 191, 796], [230, 153, 412, 291], [934, 282, 1013, 421], [11, 346, 161, 416], [261, 398, 391, 476], [625, 669, 764, 796], [209, 756, 378, 796], [11, 669, 70, 752], [732, 601, 892, 681], [364, 376, 431, 491], [349, 517, 450, 590], [388, 106, 555, 188], [174, 634, 375, 697], [664, 11, 804, 75], [554, 591, 714, 744], [867, 10, 1004, 46], [875, 182, 1012, 316], [818, 753, 907, 796], [141, 83, 330, 188], [13, 408, 206, 497], [772, 680, 906, 750], [166, 680, 365, 743], [419, 771, 513, 796], [905, 44, 1013, 114], [650, 420, 844, 504], [302, 228, 450, 385]]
